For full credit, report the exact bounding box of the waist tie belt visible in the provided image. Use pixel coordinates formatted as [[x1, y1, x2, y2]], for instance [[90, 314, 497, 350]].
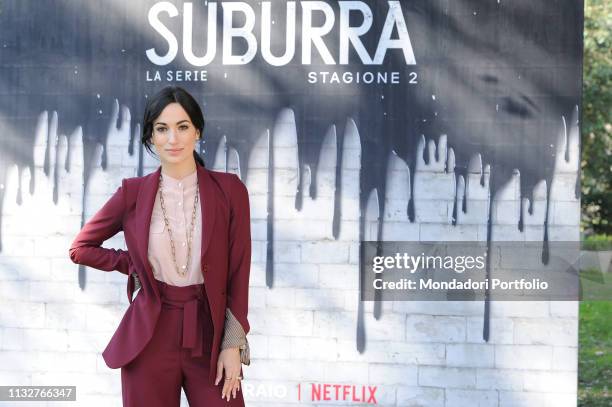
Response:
[[156, 279, 209, 358]]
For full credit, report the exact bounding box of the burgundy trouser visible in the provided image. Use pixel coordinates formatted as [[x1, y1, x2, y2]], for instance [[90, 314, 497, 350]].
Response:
[[120, 280, 245, 407]]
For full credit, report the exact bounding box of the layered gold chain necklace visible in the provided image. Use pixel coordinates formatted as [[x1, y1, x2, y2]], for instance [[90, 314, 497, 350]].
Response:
[[158, 173, 199, 277]]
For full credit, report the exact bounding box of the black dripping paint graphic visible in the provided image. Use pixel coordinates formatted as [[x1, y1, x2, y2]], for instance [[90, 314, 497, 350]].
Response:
[[0, 0, 582, 349]]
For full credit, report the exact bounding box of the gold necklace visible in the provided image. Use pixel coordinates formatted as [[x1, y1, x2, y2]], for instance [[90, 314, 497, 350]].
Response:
[[158, 173, 199, 277]]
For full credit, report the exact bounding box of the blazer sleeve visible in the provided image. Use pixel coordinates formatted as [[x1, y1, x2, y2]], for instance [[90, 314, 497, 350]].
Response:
[[226, 174, 252, 335], [68, 178, 131, 275]]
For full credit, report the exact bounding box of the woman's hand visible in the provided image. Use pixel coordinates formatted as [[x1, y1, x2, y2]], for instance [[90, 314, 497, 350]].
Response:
[[215, 347, 242, 401]]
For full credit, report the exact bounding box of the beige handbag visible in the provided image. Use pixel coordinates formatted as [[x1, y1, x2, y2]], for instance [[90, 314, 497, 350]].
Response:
[[239, 337, 250, 366]]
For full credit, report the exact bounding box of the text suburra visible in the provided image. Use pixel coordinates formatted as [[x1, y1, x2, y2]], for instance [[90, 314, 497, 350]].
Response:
[[145, 1, 418, 85]]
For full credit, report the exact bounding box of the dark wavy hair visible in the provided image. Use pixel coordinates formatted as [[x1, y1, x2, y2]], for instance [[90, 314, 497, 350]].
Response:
[[142, 86, 206, 167]]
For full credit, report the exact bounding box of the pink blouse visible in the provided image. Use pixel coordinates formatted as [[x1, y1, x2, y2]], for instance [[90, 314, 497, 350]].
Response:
[[148, 168, 203, 285], [146, 168, 248, 354]]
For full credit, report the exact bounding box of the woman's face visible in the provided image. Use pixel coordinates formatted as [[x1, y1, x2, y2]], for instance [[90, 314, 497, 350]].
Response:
[[151, 102, 200, 165]]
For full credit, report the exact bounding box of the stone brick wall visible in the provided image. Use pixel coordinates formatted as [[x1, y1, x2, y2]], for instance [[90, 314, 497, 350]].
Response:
[[0, 105, 580, 406]]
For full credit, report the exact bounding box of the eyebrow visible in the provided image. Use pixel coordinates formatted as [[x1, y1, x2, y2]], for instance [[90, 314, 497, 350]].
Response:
[[154, 120, 190, 125]]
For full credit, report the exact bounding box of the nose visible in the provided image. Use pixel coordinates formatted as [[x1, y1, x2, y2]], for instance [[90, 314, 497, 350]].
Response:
[[167, 129, 178, 142]]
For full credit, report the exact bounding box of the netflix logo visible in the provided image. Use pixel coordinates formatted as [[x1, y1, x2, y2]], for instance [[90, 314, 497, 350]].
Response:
[[298, 383, 378, 404]]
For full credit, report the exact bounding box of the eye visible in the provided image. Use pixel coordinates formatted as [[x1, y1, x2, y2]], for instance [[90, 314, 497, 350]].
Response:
[[179, 125, 189, 131], [155, 127, 167, 133]]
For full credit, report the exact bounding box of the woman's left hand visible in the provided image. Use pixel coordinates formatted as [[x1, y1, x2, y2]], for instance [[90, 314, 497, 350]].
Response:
[[215, 347, 242, 401]]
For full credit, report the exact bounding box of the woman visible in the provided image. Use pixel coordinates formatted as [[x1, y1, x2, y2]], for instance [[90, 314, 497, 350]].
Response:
[[68, 86, 251, 406]]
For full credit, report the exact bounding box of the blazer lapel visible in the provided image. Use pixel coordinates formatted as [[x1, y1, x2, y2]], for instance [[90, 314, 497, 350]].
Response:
[[135, 164, 217, 297], [197, 164, 217, 264], [135, 165, 162, 298]]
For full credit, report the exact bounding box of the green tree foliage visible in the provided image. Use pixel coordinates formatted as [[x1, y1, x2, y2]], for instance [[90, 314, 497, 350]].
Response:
[[582, 0, 612, 235]]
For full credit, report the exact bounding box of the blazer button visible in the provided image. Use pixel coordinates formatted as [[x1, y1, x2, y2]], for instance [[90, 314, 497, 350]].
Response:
[[203, 264, 209, 272], [221, 291, 226, 296]]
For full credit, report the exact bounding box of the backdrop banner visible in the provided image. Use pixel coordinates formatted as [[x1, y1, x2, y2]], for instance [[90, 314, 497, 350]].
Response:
[[0, 1, 584, 405]]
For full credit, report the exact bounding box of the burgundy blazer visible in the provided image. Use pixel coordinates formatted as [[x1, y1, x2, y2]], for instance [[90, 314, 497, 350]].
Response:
[[68, 164, 251, 385]]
